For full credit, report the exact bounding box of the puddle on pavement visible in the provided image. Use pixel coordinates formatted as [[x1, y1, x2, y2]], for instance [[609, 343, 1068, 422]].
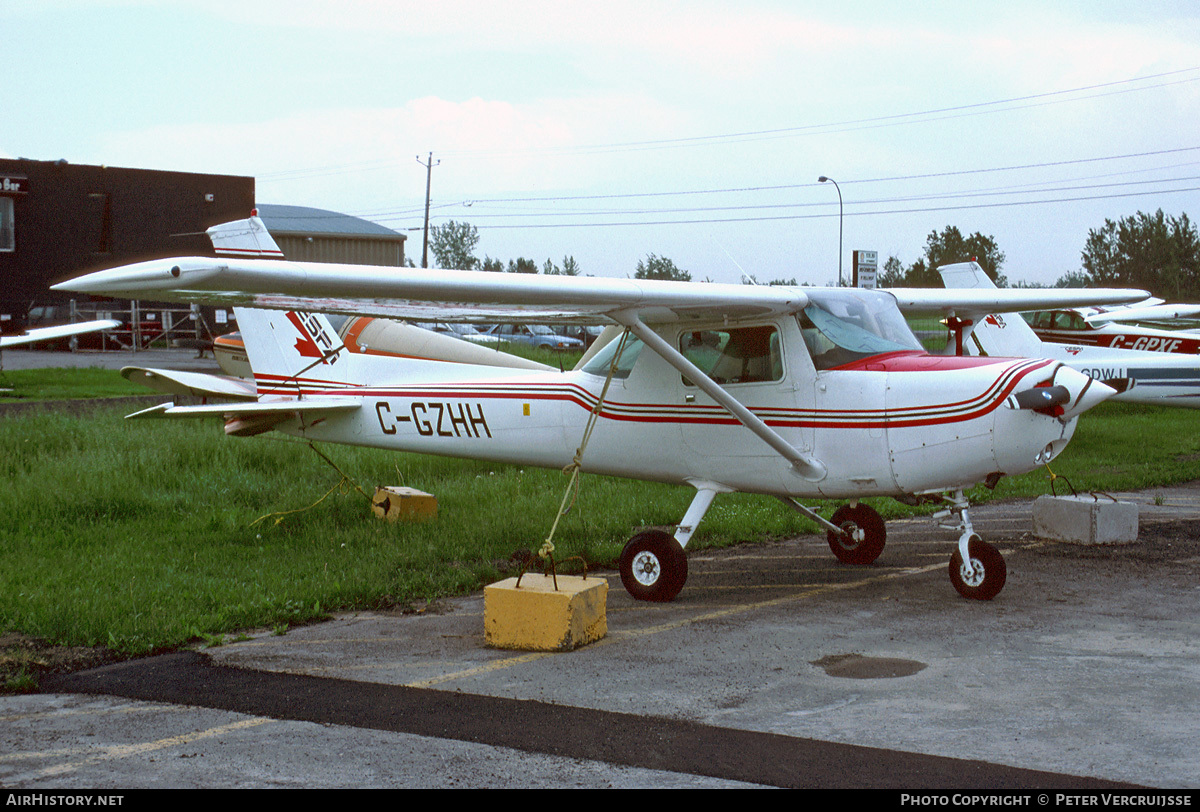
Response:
[[811, 653, 927, 679]]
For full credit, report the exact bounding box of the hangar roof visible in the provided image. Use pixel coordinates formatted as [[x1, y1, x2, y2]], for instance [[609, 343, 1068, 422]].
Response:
[[255, 204, 405, 242]]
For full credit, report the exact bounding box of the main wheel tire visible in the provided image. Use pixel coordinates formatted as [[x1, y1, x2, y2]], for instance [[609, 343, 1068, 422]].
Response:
[[619, 529, 688, 602], [826, 503, 887, 565], [948, 536, 1007, 600]]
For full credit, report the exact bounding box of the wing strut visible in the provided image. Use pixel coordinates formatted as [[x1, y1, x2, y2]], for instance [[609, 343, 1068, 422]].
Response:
[[613, 312, 826, 482]]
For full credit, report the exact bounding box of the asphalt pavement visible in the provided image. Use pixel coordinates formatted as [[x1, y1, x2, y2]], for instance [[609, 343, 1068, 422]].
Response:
[[0, 346, 222, 373], [2, 349, 1198, 791]]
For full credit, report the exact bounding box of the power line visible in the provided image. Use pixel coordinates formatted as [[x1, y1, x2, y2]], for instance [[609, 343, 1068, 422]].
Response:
[[443, 146, 1200, 205], [391, 184, 1200, 230], [256, 67, 1200, 182], [407, 175, 1200, 221], [436, 68, 1200, 158], [347, 146, 1200, 229]]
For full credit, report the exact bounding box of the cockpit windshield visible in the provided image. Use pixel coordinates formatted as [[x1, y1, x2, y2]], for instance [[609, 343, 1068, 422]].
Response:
[[799, 289, 923, 370]]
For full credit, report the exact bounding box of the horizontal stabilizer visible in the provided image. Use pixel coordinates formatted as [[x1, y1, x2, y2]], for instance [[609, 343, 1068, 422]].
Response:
[[125, 398, 362, 420], [121, 367, 258, 400]]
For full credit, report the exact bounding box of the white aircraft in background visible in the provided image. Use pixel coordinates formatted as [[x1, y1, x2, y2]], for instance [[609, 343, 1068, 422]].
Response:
[[939, 262, 1200, 409], [1028, 299, 1200, 355], [53, 217, 1148, 602], [0, 319, 121, 350], [0, 319, 121, 392]]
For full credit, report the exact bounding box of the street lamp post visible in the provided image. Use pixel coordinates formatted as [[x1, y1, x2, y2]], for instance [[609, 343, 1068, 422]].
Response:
[[818, 176, 843, 287]]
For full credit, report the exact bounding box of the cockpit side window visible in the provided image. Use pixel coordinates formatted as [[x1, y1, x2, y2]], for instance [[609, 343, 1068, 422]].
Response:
[[679, 325, 782, 385], [1052, 312, 1075, 329]]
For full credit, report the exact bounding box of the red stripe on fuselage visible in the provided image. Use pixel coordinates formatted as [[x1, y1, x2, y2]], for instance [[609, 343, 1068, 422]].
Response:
[[252, 356, 1052, 431]]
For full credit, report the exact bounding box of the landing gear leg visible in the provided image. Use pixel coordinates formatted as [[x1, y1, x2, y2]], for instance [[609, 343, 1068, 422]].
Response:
[[935, 490, 1007, 600]]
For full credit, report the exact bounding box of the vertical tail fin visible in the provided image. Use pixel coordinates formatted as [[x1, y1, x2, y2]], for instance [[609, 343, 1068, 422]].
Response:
[[233, 307, 359, 395], [207, 214, 286, 260], [938, 262, 1046, 357]]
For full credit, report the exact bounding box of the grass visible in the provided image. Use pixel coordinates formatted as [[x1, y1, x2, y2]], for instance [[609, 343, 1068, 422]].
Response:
[[476, 341, 586, 370], [0, 404, 723, 659], [0, 367, 148, 402], [2, 371, 1200, 690]]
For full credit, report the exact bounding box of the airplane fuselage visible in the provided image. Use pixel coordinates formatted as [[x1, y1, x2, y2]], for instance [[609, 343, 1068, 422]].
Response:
[[263, 316, 1080, 500], [1028, 309, 1200, 354]]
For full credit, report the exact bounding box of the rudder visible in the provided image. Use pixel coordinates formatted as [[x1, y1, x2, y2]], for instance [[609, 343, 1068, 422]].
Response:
[[938, 261, 1045, 357], [207, 214, 286, 260], [233, 307, 358, 394]]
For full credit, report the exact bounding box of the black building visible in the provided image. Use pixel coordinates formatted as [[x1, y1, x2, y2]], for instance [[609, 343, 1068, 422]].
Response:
[[0, 158, 255, 335]]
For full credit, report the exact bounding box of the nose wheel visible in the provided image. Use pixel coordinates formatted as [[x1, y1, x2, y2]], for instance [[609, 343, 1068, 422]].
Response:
[[949, 535, 1007, 600], [619, 529, 688, 602], [936, 491, 1008, 600]]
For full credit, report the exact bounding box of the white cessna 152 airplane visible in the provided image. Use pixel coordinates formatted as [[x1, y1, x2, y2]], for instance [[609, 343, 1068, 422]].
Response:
[[938, 262, 1200, 409], [54, 217, 1148, 603]]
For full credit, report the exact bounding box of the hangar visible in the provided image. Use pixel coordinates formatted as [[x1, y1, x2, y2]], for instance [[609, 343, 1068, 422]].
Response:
[[256, 203, 407, 268], [0, 159, 405, 349], [0, 157, 255, 338]]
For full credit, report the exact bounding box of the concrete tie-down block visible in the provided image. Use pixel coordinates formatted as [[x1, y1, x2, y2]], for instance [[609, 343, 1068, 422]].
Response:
[[484, 573, 608, 651], [1032, 495, 1139, 545], [371, 486, 438, 521]]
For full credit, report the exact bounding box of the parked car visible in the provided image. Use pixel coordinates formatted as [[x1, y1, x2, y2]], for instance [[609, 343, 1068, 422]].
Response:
[[485, 323, 585, 351], [419, 321, 504, 346], [561, 324, 606, 348]]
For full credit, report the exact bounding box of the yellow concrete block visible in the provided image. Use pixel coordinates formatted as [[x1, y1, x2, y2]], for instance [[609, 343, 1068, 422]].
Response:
[[372, 486, 438, 521], [484, 573, 608, 651]]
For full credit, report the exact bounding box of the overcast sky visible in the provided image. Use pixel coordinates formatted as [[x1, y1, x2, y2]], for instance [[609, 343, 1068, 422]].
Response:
[[5, 1, 1200, 286]]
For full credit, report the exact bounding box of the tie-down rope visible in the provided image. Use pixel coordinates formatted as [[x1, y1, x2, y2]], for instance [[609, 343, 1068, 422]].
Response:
[[538, 328, 633, 565]]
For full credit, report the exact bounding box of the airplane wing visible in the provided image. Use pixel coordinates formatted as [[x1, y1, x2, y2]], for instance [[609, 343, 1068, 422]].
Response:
[[52, 257, 810, 324], [889, 268, 1148, 320], [1084, 302, 1200, 325], [0, 319, 121, 349], [51, 258, 1147, 327]]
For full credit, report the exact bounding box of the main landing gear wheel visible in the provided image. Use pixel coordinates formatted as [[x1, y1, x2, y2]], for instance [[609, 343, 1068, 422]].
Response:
[[949, 536, 1007, 600], [826, 503, 887, 565], [619, 529, 688, 602]]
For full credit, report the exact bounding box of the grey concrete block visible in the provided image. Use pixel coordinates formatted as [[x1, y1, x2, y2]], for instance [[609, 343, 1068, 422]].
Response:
[[1032, 495, 1139, 544]]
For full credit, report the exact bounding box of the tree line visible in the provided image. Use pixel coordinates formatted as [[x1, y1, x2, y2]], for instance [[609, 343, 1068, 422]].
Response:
[[880, 210, 1200, 299], [426, 210, 1200, 300], [426, 220, 694, 281]]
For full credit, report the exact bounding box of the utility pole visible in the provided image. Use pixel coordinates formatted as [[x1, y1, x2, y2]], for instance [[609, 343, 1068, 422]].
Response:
[[417, 152, 440, 268]]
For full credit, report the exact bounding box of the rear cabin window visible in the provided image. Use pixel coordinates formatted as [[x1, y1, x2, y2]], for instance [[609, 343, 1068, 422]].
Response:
[[581, 333, 644, 379], [679, 325, 782, 385]]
